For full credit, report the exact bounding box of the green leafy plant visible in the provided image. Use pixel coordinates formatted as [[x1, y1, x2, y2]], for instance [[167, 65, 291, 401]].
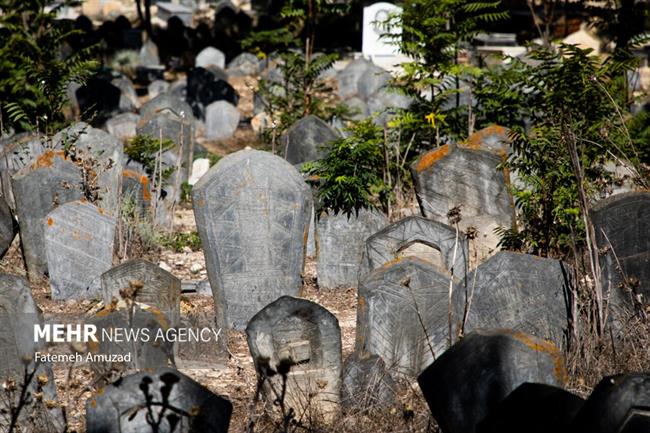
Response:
[[125, 134, 176, 181], [0, 0, 99, 134], [159, 231, 202, 252]]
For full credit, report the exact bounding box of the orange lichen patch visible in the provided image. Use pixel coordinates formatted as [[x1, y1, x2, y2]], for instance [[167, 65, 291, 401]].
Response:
[[32, 150, 67, 169], [415, 145, 450, 172], [464, 125, 508, 150], [378, 256, 405, 270], [47, 217, 54, 226], [142, 305, 170, 330], [140, 175, 151, 201], [505, 329, 568, 384], [89, 399, 97, 408]]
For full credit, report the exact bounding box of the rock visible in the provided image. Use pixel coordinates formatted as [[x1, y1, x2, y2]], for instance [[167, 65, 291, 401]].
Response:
[[111, 76, 140, 111], [138, 39, 161, 67], [341, 352, 397, 410], [411, 143, 515, 261], [226, 52, 261, 76], [186, 67, 239, 119], [358, 63, 391, 100], [246, 296, 342, 421], [195, 46, 226, 69], [282, 115, 339, 165], [337, 58, 374, 99], [0, 195, 15, 258], [44, 201, 116, 300], [361, 215, 468, 280], [189, 158, 210, 186], [205, 101, 240, 141], [343, 96, 369, 120], [86, 367, 232, 433], [477, 383, 585, 433], [461, 252, 571, 346], [101, 259, 181, 328], [190, 263, 203, 274], [11, 151, 83, 280], [570, 373, 650, 433], [591, 192, 650, 306], [192, 149, 312, 329], [105, 112, 140, 143], [317, 208, 387, 289], [357, 257, 461, 376], [418, 329, 567, 433], [147, 79, 170, 99]]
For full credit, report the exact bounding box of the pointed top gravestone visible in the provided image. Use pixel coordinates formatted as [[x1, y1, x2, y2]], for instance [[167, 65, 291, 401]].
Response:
[[282, 115, 339, 165], [193, 149, 312, 330]]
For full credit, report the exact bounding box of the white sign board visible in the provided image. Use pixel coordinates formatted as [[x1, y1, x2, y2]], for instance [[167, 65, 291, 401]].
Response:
[[362, 2, 402, 58]]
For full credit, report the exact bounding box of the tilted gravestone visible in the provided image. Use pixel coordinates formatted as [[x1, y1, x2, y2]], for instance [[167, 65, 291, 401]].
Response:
[[477, 383, 585, 433], [418, 329, 567, 433], [570, 373, 650, 433], [193, 149, 312, 330], [86, 367, 232, 433], [101, 259, 181, 328], [44, 201, 116, 300], [0, 195, 15, 258], [53, 122, 124, 217], [317, 208, 387, 290], [341, 352, 397, 410], [591, 192, 650, 306], [246, 296, 342, 421], [11, 151, 84, 280], [356, 257, 462, 376], [461, 252, 571, 347], [205, 100, 240, 141], [411, 143, 515, 261], [361, 215, 469, 280], [0, 274, 63, 432], [121, 169, 152, 217], [282, 115, 339, 165]]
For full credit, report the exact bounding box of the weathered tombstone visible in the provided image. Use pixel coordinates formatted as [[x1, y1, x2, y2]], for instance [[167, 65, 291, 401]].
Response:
[[366, 88, 412, 117], [317, 208, 387, 289], [140, 93, 193, 123], [282, 115, 339, 165], [362, 2, 404, 67], [156, 2, 193, 26], [357, 257, 461, 376], [186, 67, 239, 119], [411, 143, 514, 261], [101, 259, 181, 328], [53, 122, 124, 217], [138, 39, 160, 67], [44, 201, 116, 299], [591, 192, 650, 305], [205, 100, 240, 141], [188, 158, 210, 186], [226, 52, 260, 76], [344, 96, 369, 121], [461, 252, 571, 346], [196, 46, 226, 69], [341, 352, 397, 410], [137, 110, 193, 149], [111, 76, 140, 111], [337, 58, 374, 99], [122, 169, 151, 217], [246, 296, 342, 421], [419, 329, 567, 433], [462, 124, 511, 155], [193, 149, 312, 329], [477, 383, 585, 433], [86, 367, 232, 433], [362, 215, 469, 280], [0, 196, 15, 258], [105, 112, 140, 142], [571, 373, 650, 433], [358, 63, 391, 100], [12, 151, 83, 280], [147, 79, 170, 99], [0, 274, 63, 432]]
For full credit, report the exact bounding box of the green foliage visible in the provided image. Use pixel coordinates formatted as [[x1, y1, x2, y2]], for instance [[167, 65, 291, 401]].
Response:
[[627, 110, 650, 166], [180, 181, 192, 203], [159, 231, 202, 252], [302, 120, 391, 217], [0, 0, 98, 134], [125, 135, 175, 180]]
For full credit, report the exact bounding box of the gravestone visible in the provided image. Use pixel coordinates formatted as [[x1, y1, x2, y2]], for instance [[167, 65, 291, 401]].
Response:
[[358, 63, 391, 100], [140, 93, 193, 123], [105, 112, 139, 142], [188, 158, 210, 186], [411, 143, 514, 261], [282, 115, 339, 165], [101, 259, 181, 328], [0, 196, 15, 258], [341, 352, 397, 410], [76, 76, 121, 123], [418, 329, 567, 433], [477, 383, 585, 433], [362, 2, 404, 69], [226, 52, 260, 76], [356, 257, 461, 376], [53, 122, 124, 217], [337, 58, 374, 99], [148, 79, 170, 99], [0, 274, 63, 432], [570, 373, 650, 433], [246, 296, 342, 421], [111, 76, 140, 111], [137, 110, 192, 149], [122, 169, 151, 217], [44, 201, 116, 300], [186, 67, 239, 119], [138, 39, 160, 67], [11, 151, 83, 280], [317, 208, 387, 290], [343, 96, 369, 120], [192, 149, 312, 330], [362, 215, 468, 280], [591, 192, 650, 305], [205, 101, 240, 141], [86, 367, 232, 433], [462, 124, 511, 155], [196, 46, 226, 69], [366, 88, 412, 116], [461, 252, 571, 346], [156, 2, 193, 26]]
